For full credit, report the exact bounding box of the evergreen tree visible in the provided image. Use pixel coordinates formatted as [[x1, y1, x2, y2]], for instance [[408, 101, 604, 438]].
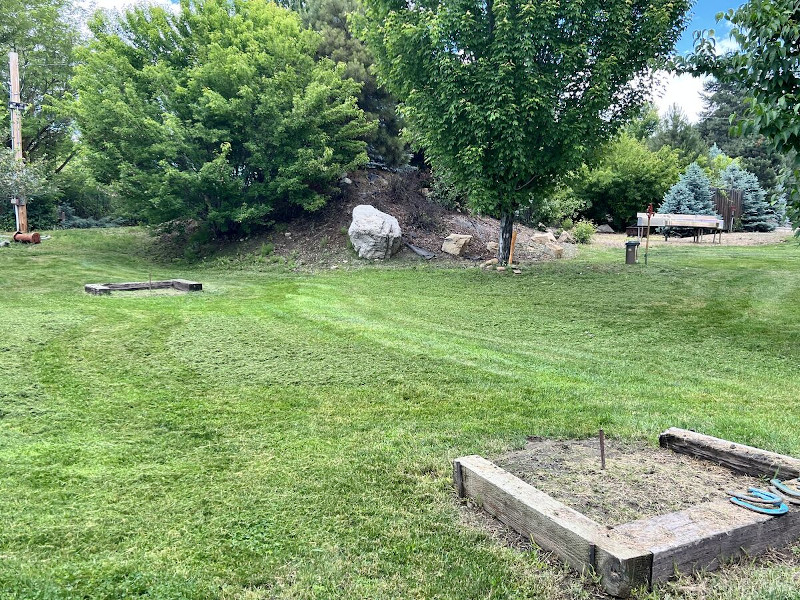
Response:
[[649, 105, 708, 166], [659, 162, 715, 215], [71, 0, 374, 236], [718, 163, 775, 231]]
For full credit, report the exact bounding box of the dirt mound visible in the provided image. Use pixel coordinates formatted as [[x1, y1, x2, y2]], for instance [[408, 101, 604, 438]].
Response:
[[248, 168, 574, 268]]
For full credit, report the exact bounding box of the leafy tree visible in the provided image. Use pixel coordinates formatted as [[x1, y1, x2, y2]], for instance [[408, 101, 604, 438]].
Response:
[[625, 102, 662, 141], [576, 134, 680, 229], [71, 0, 374, 237], [659, 162, 715, 215], [358, 0, 690, 263], [697, 79, 785, 197], [684, 0, 800, 228], [648, 104, 707, 165], [718, 162, 775, 231], [298, 0, 406, 165], [0, 149, 57, 230], [0, 0, 80, 169]]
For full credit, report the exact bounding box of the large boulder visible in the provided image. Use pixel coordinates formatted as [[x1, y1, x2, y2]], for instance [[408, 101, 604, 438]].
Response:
[[558, 230, 576, 244], [348, 205, 402, 259], [596, 224, 615, 234], [442, 234, 473, 256]]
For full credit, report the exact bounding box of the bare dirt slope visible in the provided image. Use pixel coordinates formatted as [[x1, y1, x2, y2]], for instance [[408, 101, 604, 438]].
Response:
[[251, 168, 574, 268]]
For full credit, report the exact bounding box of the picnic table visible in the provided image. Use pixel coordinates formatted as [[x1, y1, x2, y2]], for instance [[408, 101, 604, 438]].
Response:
[[633, 213, 725, 244]]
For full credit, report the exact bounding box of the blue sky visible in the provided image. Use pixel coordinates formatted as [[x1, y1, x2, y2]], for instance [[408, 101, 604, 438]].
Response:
[[677, 0, 738, 54]]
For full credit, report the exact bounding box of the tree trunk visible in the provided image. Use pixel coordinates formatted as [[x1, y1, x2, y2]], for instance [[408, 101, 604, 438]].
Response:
[[497, 211, 514, 264]]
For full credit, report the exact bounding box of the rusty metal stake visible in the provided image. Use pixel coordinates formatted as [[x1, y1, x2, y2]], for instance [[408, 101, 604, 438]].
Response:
[[599, 429, 606, 470]]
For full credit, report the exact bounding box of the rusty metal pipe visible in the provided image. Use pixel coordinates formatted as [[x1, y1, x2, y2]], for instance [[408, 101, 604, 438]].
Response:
[[13, 231, 41, 244]]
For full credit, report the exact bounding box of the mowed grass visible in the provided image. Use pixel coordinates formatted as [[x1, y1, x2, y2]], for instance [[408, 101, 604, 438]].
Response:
[[1, 228, 799, 599]]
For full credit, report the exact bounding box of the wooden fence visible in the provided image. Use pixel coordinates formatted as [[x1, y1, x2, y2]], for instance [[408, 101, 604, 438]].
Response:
[[712, 188, 743, 231]]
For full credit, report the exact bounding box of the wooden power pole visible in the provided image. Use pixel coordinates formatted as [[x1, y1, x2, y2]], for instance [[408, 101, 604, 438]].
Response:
[[9, 51, 28, 233]]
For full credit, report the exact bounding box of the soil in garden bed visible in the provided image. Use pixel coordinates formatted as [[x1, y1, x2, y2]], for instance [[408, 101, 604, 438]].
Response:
[[492, 437, 766, 527]]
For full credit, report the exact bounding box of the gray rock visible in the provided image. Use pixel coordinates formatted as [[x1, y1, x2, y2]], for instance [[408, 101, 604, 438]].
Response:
[[348, 204, 402, 259], [596, 224, 615, 234]]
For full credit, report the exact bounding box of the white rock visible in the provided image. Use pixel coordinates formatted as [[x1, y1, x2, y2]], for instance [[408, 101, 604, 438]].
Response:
[[441, 234, 473, 256], [348, 204, 402, 259], [486, 241, 499, 252]]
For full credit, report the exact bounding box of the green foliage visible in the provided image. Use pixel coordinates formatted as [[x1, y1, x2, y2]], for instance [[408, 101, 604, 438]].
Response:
[[576, 134, 681, 229], [520, 183, 586, 227], [684, 0, 800, 228], [697, 81, 787, 198], [0, 149, 58, 231], [430, 167, 469, 211], [358, 0, 690, 259], [648, 105, 708, 166], [659, 162, 715, 215], [71, 0, 374, 237], [560, 217, 574, 231], [0, 0, 80, 170], [718, 163, 775, 232], [624, 102, 662, 141], [298, 0, 407, 166], [573, 220, 595, 244]]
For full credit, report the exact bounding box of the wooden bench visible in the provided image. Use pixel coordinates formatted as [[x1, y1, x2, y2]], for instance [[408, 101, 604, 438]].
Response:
[[634, 213, 724, 244]]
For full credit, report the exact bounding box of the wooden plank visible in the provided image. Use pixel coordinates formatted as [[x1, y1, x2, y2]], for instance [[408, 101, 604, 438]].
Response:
[[660, 428, 800, 479], [84, 284, 111, 295], [612, 481, 800, 582], [454, 455, 651, 596], [171, 279, 203, 291], [636, 213, 723, 229]]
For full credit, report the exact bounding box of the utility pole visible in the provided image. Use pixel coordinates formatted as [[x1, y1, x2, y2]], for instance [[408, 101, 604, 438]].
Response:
[[9, 51, 28, 233]]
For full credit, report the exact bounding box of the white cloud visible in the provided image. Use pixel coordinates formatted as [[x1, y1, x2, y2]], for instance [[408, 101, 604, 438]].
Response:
[[650, 71, 709, 123], [79, 0, 178, 15]]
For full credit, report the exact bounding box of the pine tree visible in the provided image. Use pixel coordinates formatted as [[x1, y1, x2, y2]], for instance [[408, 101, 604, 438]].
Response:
[[719, 163, 775, 231], [659, 163, 715, 215]]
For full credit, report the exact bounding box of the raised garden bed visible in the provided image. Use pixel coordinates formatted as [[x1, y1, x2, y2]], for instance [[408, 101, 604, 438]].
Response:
[[454, 428, 800, 597], [85, 279, 202, 295]]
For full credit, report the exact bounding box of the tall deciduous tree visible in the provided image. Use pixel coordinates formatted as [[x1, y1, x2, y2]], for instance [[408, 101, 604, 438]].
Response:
[[0, 0, 80, 169], [72, 0, 374, 236], [684, 0, 800, 228], [359, 0, 690, 262]]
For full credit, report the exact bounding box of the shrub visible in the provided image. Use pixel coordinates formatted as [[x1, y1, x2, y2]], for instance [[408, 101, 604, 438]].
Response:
[[573, 220, 595, 244], [71, 0, 374, 238], [561, 217, 574, 231]]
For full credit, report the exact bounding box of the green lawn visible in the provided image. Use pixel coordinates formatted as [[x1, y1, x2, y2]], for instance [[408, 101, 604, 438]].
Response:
[[1, 229, 799, 599]]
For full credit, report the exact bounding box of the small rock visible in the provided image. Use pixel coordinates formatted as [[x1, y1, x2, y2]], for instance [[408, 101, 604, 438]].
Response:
[[441, 233, 473, 256], [557, 230, 576, 244], [0, 240, 9, 248], [486, 241, 499, 252], [496, 266, 506, 272], [419, 187, 431, 197], [330, 265, 338, 269], [341, 177, 352, 185], [546, 242, 564, 259], [532, 231, 557, 244], [596, 224, 615, 234], [284, 232, 292, 238], [512, 269, 522, 275]]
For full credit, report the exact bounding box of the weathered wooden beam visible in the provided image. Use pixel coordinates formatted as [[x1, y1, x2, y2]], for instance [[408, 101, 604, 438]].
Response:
[[611, 480, 800, 583], [171, 279, 203, 292], [659, 428, 800, 479], [454, 455, 651, 597], [84, 284, 111, 295]]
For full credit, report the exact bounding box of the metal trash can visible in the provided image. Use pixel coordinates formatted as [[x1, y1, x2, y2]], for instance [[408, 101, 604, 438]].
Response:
[[625, 240, 640, 264]]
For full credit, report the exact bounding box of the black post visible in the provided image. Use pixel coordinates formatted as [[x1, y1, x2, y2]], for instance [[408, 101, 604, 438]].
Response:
[[497, 211, 514, 264]]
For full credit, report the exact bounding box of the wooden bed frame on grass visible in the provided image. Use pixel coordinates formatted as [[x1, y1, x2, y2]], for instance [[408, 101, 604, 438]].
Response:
[[453, 428, 800, 597], [85, 279, 203, 295]]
